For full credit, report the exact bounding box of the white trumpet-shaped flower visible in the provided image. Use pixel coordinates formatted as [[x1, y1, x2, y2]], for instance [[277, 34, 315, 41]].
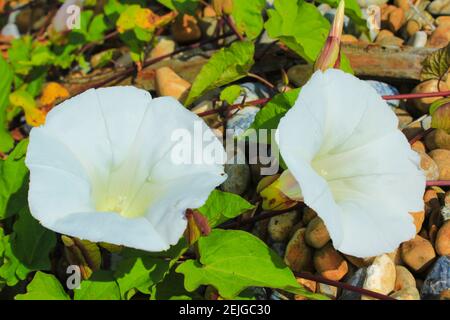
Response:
[[26, 87, 226, 251], [277, 69, 425, 258]]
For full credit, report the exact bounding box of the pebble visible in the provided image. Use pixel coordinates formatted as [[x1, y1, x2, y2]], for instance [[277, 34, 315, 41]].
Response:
[[339, 268, 367, 300], [421, 256, 450, 299], [410, 211, 425, 234], [226, 82, 271, 137], [387, 7, 405, 33], [401, 235, 436, 273], [429, 149, 450, 180], [390, 286, 421, 300], [418, 151, 440, 181], [366, 80, 400, 108], [284, 228, 314, 272], [427, 0, 450, 15], [155, 67, 191, 101], [411, 80, 449, 114], [435, 220, 450, 256], [412, 140, 427, 154], [287, 65, 314, 87], [268, 211, 298, 242], [408, 31, 428, 48], [226, 107, 260, 137], [428, 24, 450, 48], [305, 217, 331, 249], [171, 14, 202, 44], [269, 290, 290, 300], [234, 82, 272, 103], [358, 0, 389, 8], [362, 254, 396, 300], [220, 163, 251, 195], [294, 277, 317, 300], [318, 283, 338, 299], [394, 265, 416, 291], [440, 289, 450, 299], [150, 38, 176, 60], [425, 129, 450, 151], [376, 35, 405, 47], [314, 243, 349, 281], [302, 207, 318, 225]]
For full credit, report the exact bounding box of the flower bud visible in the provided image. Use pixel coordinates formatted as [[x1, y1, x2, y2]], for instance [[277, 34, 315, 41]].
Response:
[[314, 0, 345, 72], [213, 0, 233, 16]]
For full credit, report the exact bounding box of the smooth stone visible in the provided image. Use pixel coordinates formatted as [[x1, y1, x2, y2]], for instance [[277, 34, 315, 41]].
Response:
[[387, 7, 405, 33], [435, 220, 450, 256], [324, 9, 357, 35], [226, 82, 272, 137], [305, 216, 330, 249], [191, 100, 221, 128], [302, 207, 318, 225], [318, 283, 338, 299], [408, 31, 428, 48], [428, 24, 450, 48], [390, 287, 421, 300], [358, 0, 389, 8], [429, 149, 450, 180], [171, 14, 202, 44], [220, 163, 251, 195], [401, 235, 436, 272], [394, 265, 416, 291], [226, 106, 260, 137], [421, 256, 450, 299], [284, 228, 314, 272], [395, 108, 413, 128], [410, 211, 425, 234], [425, 129, 450, 151], [366, 80, 400, 108], [427, 0, 450, 15], [411, 79, 449, 114], [269, 290, 290, 300], [155, 67, 191, 101], [268, 211, 298, 242], [314, 243, 349, 281], [287, 65, 314, 87], [418, 151, 440, 181], [294, 277, 317, 300], [150, 38, 175, 60], [339, 268, 367, 300], [362, 254, 396, 300]]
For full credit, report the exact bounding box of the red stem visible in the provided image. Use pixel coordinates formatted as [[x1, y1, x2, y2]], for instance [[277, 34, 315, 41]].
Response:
[[426, 180, 450, 186], [383, 90, 450, 100], [294, 272, 396, 301], [224, 15, 244, 41]]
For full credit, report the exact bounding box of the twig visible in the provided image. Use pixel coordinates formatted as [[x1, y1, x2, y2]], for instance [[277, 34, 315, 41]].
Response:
[[219, 204, 303, 229], [383, 90, 450, 100], [223, 15, 244, 41], [294, 272, 396, 301], [247, 72, 275, 89], [408, 128, 433, 145]]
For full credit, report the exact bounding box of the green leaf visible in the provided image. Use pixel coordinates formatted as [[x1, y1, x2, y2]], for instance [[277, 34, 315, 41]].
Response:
[[0, 232, 31, 286], [246, 88, 300, 134], [421, 43, 450, 81], [15, 272, 70, 300], [339, 53, 354, 74], [8, 36, 33, 75], [176, 229, 325, 299], [198, 190, 254, 227], [150, 269, 202, 300], [157, 0, 199, 14], [0, 139, 29, 219], [220, 85, 243, 104], [231, 0, 266, 39], [265, 0, 330, 63], [0, 55, 14, 152], [185, 41, 255, 105], [430, 97, 450, 115], [88, 14, 109, 42], [316, 0, 366, 27], [114, 257, 170, 299], [74, 271, 121, 300], [12, 207, 57, 271]]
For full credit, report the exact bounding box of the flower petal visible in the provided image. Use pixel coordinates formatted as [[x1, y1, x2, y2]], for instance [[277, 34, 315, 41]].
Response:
[[277, 69, 425, 257]]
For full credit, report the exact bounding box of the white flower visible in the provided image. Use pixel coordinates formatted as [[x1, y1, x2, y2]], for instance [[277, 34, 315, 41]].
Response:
[[26, 87, 226, 251], [277, 69, 425, 258]]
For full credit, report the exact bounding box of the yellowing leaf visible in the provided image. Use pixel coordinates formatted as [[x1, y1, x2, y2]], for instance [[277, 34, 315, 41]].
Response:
[[9, 90, 45, 127], [117, 5, 175, 33], [39, 82, 69, 107], [61, 235, 101, 280]]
